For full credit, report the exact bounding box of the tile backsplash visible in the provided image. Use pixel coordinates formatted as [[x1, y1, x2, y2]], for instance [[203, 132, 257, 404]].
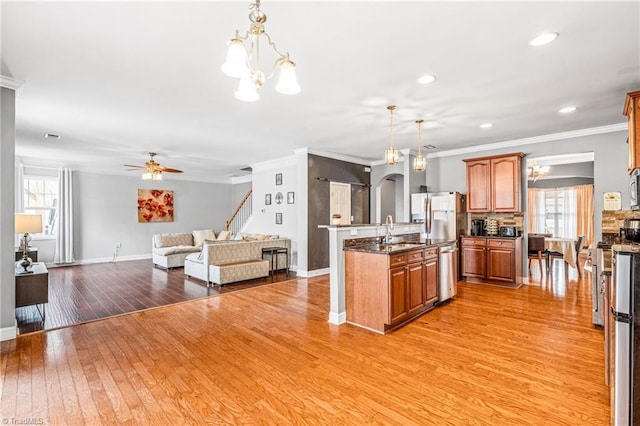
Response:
[[468, 212, 524, 234], [602, 209, 640, 243]]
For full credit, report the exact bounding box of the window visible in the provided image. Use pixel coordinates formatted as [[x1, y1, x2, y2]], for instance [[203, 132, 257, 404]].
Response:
[[23, 176, 58, 236], [531, 187, 577, 238]]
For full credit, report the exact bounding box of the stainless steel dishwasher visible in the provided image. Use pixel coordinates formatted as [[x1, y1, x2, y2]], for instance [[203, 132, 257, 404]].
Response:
[[438, 242, 458, 303]]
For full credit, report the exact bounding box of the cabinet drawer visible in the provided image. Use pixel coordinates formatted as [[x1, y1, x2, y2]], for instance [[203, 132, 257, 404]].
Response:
[[389, 253, 407, 268], [424, 248, 438, 259], [487, 239, 515, 249], [462, 238, 486, 247], [407, 250, 424, 263]]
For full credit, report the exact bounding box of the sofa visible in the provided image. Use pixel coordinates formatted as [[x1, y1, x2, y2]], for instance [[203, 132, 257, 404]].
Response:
[[152, 229, 233, 269], [184, 238, 290, 287]]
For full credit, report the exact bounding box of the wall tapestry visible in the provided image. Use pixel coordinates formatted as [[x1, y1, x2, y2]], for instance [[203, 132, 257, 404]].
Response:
[[137, 189, 174, 222]]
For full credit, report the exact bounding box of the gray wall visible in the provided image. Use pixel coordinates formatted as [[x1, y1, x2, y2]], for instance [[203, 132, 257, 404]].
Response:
[[426, 130, 629, 241], [231, 181, 252, 208], [1, 87, 16, 337], [307, 154, 370, 270], [73, 171, 234, 261]]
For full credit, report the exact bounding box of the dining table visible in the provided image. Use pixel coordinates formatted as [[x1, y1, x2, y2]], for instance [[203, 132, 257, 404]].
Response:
[[544, 237, 578, 268]]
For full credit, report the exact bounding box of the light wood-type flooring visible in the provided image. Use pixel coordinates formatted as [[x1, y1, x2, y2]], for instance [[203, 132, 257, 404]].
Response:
[[1, 258, 609, 424]]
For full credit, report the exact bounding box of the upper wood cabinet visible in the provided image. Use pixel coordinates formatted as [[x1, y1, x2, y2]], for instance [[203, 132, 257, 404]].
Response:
[[464, 152, 524, 212], [624, 90, 640, 174]]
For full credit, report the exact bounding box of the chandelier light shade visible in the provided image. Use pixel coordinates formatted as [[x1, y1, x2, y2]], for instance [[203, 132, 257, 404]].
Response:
[[221, 0, 300, 101], [527, 161, 550, 182], [413, 119, 426, 172], [385, 105, 399, 166]]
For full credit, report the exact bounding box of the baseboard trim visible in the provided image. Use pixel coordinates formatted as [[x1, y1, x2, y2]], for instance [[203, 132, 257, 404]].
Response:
[[45, 254, 152, 268], [296, 267, 330, 278], [1, 321, 17, 341], [328, 311, 346, 325]]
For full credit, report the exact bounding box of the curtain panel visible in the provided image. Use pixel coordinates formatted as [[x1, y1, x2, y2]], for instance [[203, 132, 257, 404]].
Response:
[[54, 168, 74, 264], [575, 184, 594, 249]]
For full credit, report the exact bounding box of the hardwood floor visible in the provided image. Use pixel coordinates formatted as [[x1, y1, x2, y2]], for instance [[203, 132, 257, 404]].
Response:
[[2, 266, 609, 424], [16, 259, 294, 335]]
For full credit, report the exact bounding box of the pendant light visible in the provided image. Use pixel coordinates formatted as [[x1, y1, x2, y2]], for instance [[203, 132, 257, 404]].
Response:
[[384, 105, 399, 166], [413, 119, 426, 172]]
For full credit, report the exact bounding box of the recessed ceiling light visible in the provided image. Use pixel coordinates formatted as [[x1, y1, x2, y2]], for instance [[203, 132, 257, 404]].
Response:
[[417, 74, 436, 85], [528, 32, 559, 46], [559, 106, 577, 114], [44, 133, 60, 140], [479, 123, 493, 129]]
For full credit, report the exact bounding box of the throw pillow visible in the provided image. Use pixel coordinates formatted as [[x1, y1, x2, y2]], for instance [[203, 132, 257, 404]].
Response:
[[192, 229, 216, 248], [217, 230, 232, 241]]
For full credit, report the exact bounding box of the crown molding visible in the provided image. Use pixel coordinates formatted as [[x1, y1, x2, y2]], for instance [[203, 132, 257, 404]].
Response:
[[306, 149, 370, 166], [250, 154, 297, 172], [0, 76, 25, 91], [429, 123, 628, 159], [230, 174, 252, 185]]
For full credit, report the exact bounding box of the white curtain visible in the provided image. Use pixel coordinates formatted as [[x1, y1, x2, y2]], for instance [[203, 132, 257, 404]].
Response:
[[54, 168, 75, 264], [558, 187, 577, 239], [527, 188, 546, 233]]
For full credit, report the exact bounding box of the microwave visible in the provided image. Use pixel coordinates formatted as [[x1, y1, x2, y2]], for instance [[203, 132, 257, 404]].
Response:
[[632, 174, 640, 210]]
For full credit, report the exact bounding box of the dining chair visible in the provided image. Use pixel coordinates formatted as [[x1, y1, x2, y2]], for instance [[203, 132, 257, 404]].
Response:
[[547, 235, 584, 277], [527, 235, 546, 276]]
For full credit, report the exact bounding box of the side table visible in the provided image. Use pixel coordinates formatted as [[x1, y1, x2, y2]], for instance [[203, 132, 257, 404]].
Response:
[[261, 247, 289, 278], [15, 262, 48, 320]]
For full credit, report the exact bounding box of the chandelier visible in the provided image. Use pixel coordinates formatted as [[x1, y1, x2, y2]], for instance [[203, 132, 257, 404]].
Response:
[[413, 119, 426, 172], [384, 105, 399, 165], [527, 161, 550, 182], [221, 0, 300, 102]]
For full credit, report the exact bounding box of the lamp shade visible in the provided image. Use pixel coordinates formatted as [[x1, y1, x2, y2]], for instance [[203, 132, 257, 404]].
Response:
[[384, 147, 399, 166], [275, 60, 301, 95], [413, 154, 426, 172], [221, 38, 251, 79], [15, 214, 43, 234], [235, 77, 260, 102]]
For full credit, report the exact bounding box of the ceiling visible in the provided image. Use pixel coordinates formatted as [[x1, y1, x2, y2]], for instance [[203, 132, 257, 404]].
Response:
[[2, 1, 639, 183]]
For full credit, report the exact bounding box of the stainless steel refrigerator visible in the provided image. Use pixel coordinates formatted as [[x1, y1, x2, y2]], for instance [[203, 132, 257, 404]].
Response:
[[610, 244, 640, 425], [422, 191, 466, 240]]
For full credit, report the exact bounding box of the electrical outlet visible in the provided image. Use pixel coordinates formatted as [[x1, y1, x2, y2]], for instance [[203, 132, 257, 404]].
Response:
[[115, 242, 122, 248]]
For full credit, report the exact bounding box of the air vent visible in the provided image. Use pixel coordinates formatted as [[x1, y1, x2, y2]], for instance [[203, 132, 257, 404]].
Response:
[[44, 133, 60, 140], [240, 166, 252, 172]]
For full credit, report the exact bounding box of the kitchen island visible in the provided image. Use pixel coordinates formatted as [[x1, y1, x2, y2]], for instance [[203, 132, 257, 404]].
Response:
[[345, 239, 453, 333], [319, 223, 424, 325]]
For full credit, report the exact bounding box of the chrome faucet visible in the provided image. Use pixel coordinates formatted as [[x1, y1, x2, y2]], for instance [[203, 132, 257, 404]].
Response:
[[384, 215, 394, 243]]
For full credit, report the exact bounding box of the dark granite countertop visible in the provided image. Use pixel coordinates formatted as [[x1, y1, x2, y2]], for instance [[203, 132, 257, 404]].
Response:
[[344, 239, 454, 254]]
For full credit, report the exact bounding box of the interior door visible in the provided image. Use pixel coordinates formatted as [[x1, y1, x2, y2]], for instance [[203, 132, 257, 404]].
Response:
[[330, 182, 351, 225]]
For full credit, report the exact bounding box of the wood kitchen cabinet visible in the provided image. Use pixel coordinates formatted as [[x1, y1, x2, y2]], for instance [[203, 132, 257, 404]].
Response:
[[345, 247, 439, 333], [464, 152, 524, 212], [461, 237, 522, 285], [624, 90, 640, 174]]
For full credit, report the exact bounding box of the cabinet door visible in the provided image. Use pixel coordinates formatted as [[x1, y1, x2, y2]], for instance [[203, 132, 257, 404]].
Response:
[[465, 159, 491, 212], [407, 262, 425, 316], [388, 266, 408, 325], [462, 246, 486, 278], [628, 94, 639, 174], [424, 256, 439, 304], [486, 247, 515, 282], [491, 155, 521, 212]]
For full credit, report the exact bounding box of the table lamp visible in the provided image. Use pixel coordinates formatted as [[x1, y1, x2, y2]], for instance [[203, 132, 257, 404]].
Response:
[[15, 213, 42, 274]]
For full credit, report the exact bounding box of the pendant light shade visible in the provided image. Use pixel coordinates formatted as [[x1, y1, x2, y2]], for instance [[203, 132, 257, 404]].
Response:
[[221, 37, 250, 79], [275, 59, 301, 95], [413, 119, 426, 172], [235, 77, 260, 102], [385, 105, 399, 166]]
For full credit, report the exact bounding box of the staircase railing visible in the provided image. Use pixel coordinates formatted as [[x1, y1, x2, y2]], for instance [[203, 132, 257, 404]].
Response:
[[225, 189, 252, 234]]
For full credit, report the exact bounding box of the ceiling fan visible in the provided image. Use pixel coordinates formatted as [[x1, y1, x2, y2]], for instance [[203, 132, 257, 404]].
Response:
[[124, 152, 183, 180]]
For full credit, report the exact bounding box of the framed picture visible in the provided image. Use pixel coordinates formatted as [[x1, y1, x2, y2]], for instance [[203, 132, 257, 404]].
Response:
[[137, 189, 174, 223], [287, 192, 295, 204], [265, 193, 272, 205], [275, 173, 282, 185], [275, 212, 283, 225]]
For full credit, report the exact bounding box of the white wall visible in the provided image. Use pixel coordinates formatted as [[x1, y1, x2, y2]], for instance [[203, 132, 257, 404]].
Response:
[[1, 87, 17, 339], [244, 156, 298, 270], [72, 171, 234, 262]]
